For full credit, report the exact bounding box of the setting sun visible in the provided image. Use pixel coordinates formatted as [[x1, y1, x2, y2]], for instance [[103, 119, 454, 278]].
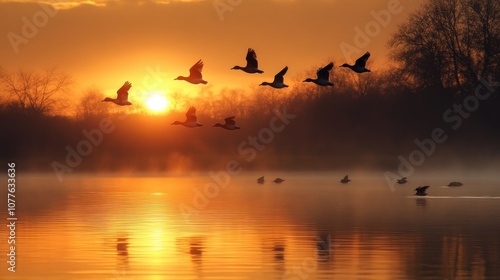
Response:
[[145, 94, 170, 113]]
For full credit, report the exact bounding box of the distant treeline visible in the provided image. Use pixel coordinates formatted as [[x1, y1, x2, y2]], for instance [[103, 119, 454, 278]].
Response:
[[1, 0, 499, 174], [1, 74, 499, 174]]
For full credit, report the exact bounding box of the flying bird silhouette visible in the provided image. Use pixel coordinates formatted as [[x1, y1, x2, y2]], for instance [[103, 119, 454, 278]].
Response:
[[175, 59, 208, 84], [231, 48, 264, 74], [213, 116, 240, 130], [340, 52, 371, 73], [303, 62, 334, 86], [102, 81, 133, 106], [260, 66, 289, 88], [171, 106, 203, 128]]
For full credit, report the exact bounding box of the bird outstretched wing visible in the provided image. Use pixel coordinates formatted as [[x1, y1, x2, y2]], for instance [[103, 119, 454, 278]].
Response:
[[117, 81, 132, 101], [224, 116, 236, 126], [273, 66, 288, 84], [355, 52, 370, 67], [317, 62, 333, 81], [246, 48, 259, 69], [189, 60, 204, 79], [185, 106, 198, 122]]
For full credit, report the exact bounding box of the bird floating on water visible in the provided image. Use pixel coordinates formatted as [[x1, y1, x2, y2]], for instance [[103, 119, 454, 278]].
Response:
[[175, 59, 207, 84], [303, 62, 334, 86], [257, 176, 264, 184], [340, 175, 351, 184], [213, 116, 240, 130], [231, 48, 264, 74], [260, 66, 289, 88], [102, 81, 133, 106], [340, 52, 371, 73], [447, 182, 463, 187], [171, 106, 203, 128], [415, 186, 430, 196], [273, 178, 285, 183], [397, 177, 408, 184]]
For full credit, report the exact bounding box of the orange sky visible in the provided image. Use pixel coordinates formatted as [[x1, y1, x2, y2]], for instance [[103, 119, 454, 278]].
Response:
[[1, 0, 422, 101]]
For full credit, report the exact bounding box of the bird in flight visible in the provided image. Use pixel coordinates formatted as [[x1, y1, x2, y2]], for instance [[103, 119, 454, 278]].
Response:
[[260, 66, 289, 88], [171, 106, 203, 128], [175, 59, 208, 84], [303, 62, 334, 86], [340, 52, 371, 73], [102, 81, 133, 106], [231, 48, 264, 74], [213, 116, 240, 130]]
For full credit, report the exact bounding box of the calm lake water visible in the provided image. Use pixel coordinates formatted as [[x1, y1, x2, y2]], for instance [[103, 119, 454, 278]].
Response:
[[1, 172, 500, 280]]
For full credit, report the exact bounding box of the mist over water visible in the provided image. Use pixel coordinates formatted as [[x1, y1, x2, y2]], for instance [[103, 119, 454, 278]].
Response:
[[1, 172, 499, 280]]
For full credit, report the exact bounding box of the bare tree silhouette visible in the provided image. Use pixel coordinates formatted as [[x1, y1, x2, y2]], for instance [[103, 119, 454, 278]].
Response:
[[1, 68, 72, 115], [76, 87, 111, 119], [389, 0, 500, 94]]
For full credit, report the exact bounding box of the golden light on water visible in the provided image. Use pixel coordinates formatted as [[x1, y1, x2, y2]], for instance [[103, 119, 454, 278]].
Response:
[[10, 175, 500, 279]]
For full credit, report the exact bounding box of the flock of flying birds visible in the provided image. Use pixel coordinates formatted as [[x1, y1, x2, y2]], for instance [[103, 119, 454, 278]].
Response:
[[101, 48, 372, 129], [100, 48, 463, 196], [257, 174, 463, 196]]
